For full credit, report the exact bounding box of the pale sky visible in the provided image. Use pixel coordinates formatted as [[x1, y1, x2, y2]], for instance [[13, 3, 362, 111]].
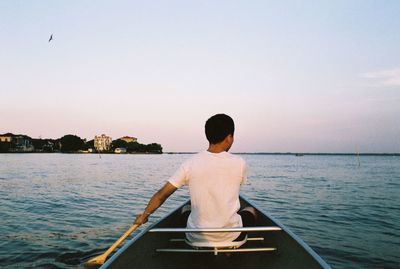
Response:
[[1, 1, 399, 153]]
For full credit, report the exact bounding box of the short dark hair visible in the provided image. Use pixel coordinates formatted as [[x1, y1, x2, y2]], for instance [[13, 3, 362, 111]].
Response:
[[205, 114, 235, 144]]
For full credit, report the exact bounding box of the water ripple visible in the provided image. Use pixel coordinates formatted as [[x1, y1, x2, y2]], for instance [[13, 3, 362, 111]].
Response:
[[0, 154, 399, 269]]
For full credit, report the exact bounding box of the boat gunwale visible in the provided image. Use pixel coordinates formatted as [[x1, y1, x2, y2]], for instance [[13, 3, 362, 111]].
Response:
[[99, 199, 190, 269], [240, 194, 332, 269], [100, 195, 331, 269]]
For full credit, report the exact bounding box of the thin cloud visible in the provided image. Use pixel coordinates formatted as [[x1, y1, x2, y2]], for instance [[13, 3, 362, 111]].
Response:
[[361, 68, 400, 87]]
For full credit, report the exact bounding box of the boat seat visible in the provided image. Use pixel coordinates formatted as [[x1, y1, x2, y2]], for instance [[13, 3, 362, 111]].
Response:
[[149, 226, 282, 255], [185, 235, 247, 249]]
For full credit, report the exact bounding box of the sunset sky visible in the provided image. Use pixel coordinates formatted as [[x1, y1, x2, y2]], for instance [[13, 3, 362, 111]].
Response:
[[1, 1, 399, 153]]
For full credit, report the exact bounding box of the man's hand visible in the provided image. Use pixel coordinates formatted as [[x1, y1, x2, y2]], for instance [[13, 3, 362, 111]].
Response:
[[134, 213, 149, 225]]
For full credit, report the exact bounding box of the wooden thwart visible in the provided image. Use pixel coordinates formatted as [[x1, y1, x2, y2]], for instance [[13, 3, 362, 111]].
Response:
[[152, 226, 281, 255], [150, 226, 282, 233], [156, 247, 277, 253], [169, 237, 265, 242]]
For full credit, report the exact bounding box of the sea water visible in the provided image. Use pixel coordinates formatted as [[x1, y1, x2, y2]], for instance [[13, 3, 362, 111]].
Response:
[[0, 153, 399, 268]]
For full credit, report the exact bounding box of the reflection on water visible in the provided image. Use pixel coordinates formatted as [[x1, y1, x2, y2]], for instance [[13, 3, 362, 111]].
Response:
[[0, 153, 399, 268]]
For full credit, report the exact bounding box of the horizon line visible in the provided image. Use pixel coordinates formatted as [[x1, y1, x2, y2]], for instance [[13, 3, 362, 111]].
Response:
[[166, 152, 400, 156]]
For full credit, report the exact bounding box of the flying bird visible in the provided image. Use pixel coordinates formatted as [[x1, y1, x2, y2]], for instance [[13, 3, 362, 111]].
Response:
[[48, 34, 53, 42]]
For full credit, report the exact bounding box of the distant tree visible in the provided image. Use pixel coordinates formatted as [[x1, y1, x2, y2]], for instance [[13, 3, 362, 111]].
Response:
[[124, 141, 162, 153], [126, 141, 141, 152], [59, 135, 86, 152], [145, 143, 162, 153], [32, 139, 45, 150], [112, 139, 128, 150], [32, 139, 57, 152], [86, 139, 94, 149], [52, 140, 61, 151], [0, 142, 11, 153], [43, 140, 56, 152]]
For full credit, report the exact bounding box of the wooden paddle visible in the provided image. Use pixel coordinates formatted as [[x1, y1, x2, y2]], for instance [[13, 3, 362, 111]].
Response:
[[86, 224, 139, 266]]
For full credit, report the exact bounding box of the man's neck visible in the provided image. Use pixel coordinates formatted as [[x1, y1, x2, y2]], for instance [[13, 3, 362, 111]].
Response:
[[207, 144, 226, 154]]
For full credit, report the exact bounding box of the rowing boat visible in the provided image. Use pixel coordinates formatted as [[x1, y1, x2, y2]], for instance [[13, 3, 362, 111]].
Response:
[[100, 195, 331, 269]]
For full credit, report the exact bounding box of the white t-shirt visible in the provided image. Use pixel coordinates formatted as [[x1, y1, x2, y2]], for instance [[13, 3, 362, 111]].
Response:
[[168, 151, 247, 243]]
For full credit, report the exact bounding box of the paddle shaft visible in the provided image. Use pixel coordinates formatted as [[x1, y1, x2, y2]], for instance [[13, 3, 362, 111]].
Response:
[[103, 224, 139, 257], [87, 224, 139, 265]]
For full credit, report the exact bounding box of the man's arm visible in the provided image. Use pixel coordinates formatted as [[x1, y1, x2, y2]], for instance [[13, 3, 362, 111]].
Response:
[[134, 182, 177, 225]]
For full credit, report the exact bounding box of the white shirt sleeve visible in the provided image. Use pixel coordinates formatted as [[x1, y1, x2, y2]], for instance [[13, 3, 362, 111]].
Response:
[[168, 162, 189, 188]]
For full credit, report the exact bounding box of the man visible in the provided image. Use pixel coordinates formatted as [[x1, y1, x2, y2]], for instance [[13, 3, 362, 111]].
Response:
[[134, 114, 255, 243]]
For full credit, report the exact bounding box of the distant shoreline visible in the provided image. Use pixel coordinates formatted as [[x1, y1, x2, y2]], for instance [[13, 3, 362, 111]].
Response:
[[167, 152, 400, 156], [0, 152, 162, 154], [1, 152, 399, 156]]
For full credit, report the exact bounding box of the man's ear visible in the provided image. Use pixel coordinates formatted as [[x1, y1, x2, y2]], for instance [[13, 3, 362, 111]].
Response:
[[224, 134, 234, 151], [226, 134, 234, 143]]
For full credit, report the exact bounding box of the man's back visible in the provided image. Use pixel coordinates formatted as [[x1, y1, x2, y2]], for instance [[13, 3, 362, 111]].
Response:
[[134, 114, 246, 243], [169, 151, 247, 242]]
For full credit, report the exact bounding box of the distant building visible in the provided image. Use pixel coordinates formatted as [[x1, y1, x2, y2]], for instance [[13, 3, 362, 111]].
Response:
[[94, 134, 112, 152], [0, 133, 13, 143], [1, 133, 34, 152], [0, 133, 13, 152], [13, 135, 34, 152], [120, 136, 137, 143]]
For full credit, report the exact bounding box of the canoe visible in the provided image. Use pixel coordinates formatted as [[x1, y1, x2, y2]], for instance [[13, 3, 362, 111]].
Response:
[[100, 195, 331, 269]]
